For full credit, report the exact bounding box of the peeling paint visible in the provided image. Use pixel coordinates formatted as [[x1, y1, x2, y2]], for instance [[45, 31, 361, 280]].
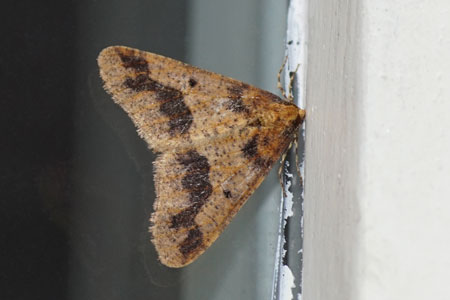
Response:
[[272, 0, 308, 298]]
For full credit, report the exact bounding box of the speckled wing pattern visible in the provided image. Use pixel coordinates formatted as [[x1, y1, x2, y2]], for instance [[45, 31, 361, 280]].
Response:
[[98, 46, 305, 268]]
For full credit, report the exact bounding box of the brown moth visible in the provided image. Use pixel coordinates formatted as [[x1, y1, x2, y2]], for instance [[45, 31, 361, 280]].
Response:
[[97, 46, 305, 268]]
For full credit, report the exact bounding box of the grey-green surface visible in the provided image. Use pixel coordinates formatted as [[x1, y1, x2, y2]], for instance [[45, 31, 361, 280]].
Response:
[[1, 0, 289, 299]]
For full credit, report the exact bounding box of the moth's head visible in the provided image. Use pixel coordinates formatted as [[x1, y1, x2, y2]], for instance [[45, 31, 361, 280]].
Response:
[[298, 108, 306, 123]]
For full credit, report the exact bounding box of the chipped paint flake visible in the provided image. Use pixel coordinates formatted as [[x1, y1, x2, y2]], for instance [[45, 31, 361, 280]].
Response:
[[280, 264, 296, 300]]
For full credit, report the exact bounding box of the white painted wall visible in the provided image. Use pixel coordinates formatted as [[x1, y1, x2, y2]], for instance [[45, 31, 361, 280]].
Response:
[[303, 1, 450, 300]]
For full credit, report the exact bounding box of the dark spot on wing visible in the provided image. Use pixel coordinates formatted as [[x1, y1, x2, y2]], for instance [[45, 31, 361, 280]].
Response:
[[188, 78, 198, 87], [242, 135, 259, 158], [159, 94, 194, 135], [227, 84, 250, 113], [170, 203, 202, 229], [159, 98, 189, 117], [227, 85, 244, 98], [123, 72, 193, 135], [223, 190, 232, 198], [178, 150, 212, 204], [124, 74, 161, 92], [160, 97, 187, 115], [171, 151, 213, 229], [156, 86, 183, 101], [167, 113, 193, 135], [179, 226, 203, 257], [117, 51, 149, 72], [248, 118, 262, 128], [178, 150, 210, 174], [227, 98, 249, 113]]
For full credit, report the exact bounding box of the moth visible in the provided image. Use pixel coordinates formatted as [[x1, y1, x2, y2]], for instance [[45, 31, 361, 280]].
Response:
[[98, 46, 305, 268]]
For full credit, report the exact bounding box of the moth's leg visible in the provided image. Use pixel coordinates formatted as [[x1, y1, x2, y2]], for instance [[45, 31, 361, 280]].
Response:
[[278, 148, 289, 197], [277, 55, 288, 99], [287, 64, 300, 102], [294, 132, 302, 183]]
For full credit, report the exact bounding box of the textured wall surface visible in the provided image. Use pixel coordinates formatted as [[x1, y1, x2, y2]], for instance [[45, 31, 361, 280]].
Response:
[[303, 1, 450, 300]]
